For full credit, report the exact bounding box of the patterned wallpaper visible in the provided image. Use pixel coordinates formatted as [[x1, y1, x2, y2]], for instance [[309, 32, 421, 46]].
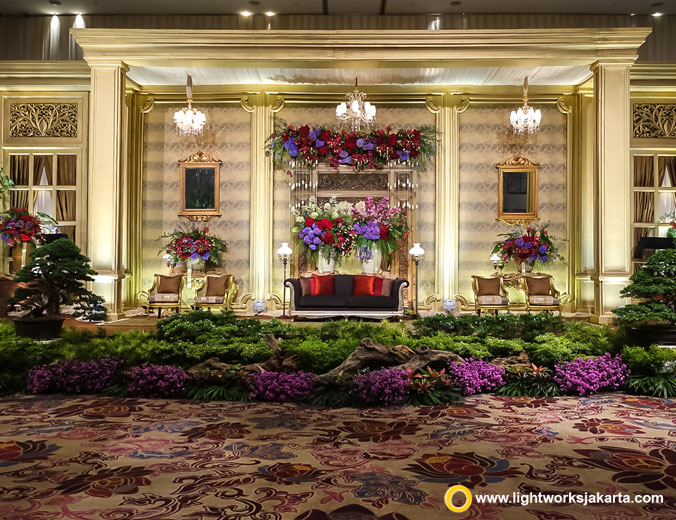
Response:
[[458, 104, 568, 301], [272, 105, 437, 302], [142, 104, 251, 294]]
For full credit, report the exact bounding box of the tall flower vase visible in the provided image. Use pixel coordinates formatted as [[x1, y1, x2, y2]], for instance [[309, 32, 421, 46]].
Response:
[[317, 253, 335, 274], [12, 242, 35, 273], [361, 248, 382, 274]]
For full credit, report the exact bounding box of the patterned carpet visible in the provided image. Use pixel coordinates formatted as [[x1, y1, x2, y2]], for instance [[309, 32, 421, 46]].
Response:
[[0, 394, 675, 520]]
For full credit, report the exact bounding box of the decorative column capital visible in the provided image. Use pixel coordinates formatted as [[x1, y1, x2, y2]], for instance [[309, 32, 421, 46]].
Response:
[[84, 58, 130, 72], [590, 58, 636, 72]]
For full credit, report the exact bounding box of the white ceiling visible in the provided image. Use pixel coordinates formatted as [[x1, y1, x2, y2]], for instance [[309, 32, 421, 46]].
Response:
[[127, 64, 593, 86], [1, 0, 672, 15]]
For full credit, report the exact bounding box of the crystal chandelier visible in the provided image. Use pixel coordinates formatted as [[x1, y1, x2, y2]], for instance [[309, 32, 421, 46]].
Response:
[[510, 77, 541, 135], [173, 75, 206, 136], [336, 78, 376, 131]]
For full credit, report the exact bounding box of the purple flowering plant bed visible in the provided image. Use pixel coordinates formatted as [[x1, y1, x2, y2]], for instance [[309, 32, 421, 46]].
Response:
[[447, 358, 505, 396], [352, 368, 411, 406], [27, 356, 124, 394], [554, 353, 629, 396], [127, 364, 189, 398], [247, 371, 316, 402]]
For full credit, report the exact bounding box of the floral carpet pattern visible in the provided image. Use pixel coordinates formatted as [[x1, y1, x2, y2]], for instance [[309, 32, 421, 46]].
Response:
[[0, 394, 675, 519]]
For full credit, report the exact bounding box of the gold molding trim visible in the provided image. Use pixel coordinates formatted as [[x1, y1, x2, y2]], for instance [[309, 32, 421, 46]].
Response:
[[240, 96, 256, 113], [632, 103, 676, 139], [425, 96, 440, 113], [140, 95, 155, 114], [453, 96, 470, 113], [497, 154, 540, 167], [9, 102, 78, 137], [270, 95, 285, 112], [556, 96, 573, 114], [178, 151, 223, 163]]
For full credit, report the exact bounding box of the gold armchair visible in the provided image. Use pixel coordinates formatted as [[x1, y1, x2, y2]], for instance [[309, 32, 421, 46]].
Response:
[[139, 274, 185, 318], [522, 274, 564, 314], [472, 275, 510, 315], [192, 274, 237, 312]]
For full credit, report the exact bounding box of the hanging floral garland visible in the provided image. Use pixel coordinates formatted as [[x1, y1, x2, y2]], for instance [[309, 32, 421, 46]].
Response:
[[266, 123, 438, 174]]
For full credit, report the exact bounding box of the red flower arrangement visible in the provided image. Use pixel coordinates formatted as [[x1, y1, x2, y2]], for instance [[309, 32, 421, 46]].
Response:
[[492, 223, 564, 267], [157, 222, 228, 267], [267, 123, 437, 174], [0, 207, 47, 247]]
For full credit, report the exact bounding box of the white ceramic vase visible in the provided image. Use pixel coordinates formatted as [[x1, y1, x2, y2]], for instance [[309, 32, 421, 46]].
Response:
[[361, 248, 382, 274], [317, 253, 336, 273]]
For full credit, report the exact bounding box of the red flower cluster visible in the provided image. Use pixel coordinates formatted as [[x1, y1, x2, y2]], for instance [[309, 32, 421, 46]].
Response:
[[268, 124, 435, 173], [493, 224, 563, 266], [0, 207, 45, 247]]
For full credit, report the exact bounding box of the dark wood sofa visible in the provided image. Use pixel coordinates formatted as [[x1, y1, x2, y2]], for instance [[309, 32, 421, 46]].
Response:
[[285, 274, 409, 319]]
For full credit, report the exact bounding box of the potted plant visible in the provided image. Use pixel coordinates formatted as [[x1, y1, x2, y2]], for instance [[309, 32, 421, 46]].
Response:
[[158, 222, 227, 272], [292, 196, 355, 272], [492, 223, 564, 273], [11, 238, 107, 339], [0, 207, 56, 272], [613, 248, 676, 345], [350, 196, 409, 273]]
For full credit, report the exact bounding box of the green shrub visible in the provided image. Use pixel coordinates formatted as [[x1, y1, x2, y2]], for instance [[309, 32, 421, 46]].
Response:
[[622, 345, 676, 376], [0, 322, 56, 394], [526, 333, 594, 368], [411, 335, 491, 360], [284, 337, 355, 373], [626, 374, 676, 398], [497, 365, 560, 397], [412, 313, 565, 341]]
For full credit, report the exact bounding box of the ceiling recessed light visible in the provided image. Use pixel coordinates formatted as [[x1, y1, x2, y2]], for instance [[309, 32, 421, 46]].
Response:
[[48, 0, 61, 5], [265, 11, 276, 16], [652, 11, 663, 17], [240, 10, 253, 16]]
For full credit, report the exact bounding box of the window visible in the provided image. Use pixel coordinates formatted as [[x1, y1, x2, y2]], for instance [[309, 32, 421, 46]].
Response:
[[632, 153, 676, 272], [8, 152, 79, 242]]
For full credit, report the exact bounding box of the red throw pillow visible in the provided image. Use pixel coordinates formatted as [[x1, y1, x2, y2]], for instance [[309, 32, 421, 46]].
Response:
[[309, 277, 317, 295], [353, 276, 375, 296], [373, 277, 384, 296], [313, 275, 335, 295]]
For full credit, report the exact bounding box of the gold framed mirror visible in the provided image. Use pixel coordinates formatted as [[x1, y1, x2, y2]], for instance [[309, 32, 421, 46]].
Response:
[[178, 151, 222, 221], [496, 154, 539, 224]]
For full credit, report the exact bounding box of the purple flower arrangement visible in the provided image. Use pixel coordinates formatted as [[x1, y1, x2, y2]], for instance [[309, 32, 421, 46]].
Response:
[[352, 368, 411, 406], [447, 358, 505, 395], [247, 371, 316, 401], [27, 356, 123, 394], [127, 364, 189, 398], [553, 353, 629, 396]]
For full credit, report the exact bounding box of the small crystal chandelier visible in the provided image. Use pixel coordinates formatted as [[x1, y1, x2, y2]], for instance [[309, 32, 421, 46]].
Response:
[[510, 77, 541, 135], [336, 78, 376, 131], [173, 75, 206, 136]]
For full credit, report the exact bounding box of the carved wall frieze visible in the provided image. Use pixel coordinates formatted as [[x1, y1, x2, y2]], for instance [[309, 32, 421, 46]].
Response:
[[9, 102, 78, 138], [633, 103, 676, 139]]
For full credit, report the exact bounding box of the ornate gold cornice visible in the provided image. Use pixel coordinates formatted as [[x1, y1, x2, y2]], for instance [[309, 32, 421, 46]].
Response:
[[71, 28, 652, 68], [497, 154, 540, 167], [178, 151, 222, 163], [632, 103, 676, 139]]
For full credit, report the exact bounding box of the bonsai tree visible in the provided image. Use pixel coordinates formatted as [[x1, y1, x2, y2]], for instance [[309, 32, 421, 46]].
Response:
[[11, 238, 107, 321], [613, 248, 676, 326]]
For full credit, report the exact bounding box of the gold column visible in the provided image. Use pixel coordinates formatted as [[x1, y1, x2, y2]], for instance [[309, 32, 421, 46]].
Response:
[[84, 59, 128, 318], [574, 89, 596, 313], [429, 94, 468, 305], [241, 93, 275, 305], [591, 59, 634, 322]]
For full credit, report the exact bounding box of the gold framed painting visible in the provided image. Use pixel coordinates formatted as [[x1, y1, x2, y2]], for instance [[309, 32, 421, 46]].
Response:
[[178, 151, 222, 221], [496, 154, 539, 224]]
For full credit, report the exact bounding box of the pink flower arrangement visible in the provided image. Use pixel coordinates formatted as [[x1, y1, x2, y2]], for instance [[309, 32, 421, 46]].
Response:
[[351, 197, 409, 261]]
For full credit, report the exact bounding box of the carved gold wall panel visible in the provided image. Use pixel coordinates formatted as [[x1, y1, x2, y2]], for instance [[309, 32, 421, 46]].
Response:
[[632, 103, 676, 139], [9, 102, 78, 138]]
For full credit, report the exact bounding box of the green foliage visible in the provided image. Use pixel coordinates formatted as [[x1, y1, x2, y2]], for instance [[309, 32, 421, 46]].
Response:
[[73, 293, 108, 322], [622, 345, 676, 376], [102, 383, 130, 398], [411, 335, 492, 360], [404, 367, 463, 405], [413, 313, 565, 341], [526, 332, 597, 368], [284, 337, 354, 373], [0, 322, 56, 394], [307, 376, 355, 408], [187, 384, 252, 402], [614, 249, 676, 326], [497, 365, 561, 397], [12, 239, 105, 319], [626, 374, 676, 398]]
